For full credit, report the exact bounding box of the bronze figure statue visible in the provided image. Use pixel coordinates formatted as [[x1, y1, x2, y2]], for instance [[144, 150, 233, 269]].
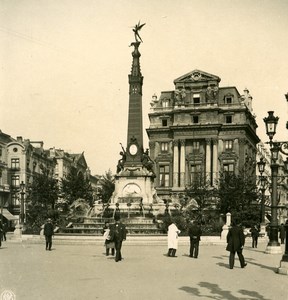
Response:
[[132, 21, 145, 43]]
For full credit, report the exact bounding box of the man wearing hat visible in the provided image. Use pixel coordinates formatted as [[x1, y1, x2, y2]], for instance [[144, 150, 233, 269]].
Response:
[[44, 218, 54, 251], [109, 214, 127, 262]]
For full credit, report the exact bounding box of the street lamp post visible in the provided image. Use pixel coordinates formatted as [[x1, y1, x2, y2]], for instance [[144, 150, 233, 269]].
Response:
[[263, 111, 284, 254], [257, 158, 268, 235], [19, 181, 25, 225]]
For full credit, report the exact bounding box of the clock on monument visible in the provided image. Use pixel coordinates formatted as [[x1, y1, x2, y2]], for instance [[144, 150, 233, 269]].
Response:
[[129, 144, 138, 155]]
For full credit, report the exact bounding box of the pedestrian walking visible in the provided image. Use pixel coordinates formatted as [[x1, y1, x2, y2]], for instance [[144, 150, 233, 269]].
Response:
[[102, 221, 115, 256], [279, 223, 285, 244], [226, 220, 247, 269], [188, 220, 202, 258], [109, 215, 127, 262], [167, 220, 181, 257], [44, 218, 54, 251], [249, 225, 260, 248], [2, 221, 7, 241]]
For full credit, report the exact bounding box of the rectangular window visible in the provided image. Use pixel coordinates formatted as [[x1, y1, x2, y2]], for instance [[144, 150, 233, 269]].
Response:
[[12, 193, 20, 206], [159, 165, 170, 187], [225, 140, 233, 150], [193, 116, 199, 124], [192, 141, 200, 152], [161, 142, 168, 152], [162, 100, 168, 108], [162, 119, 168, 127], [225, 97, 232, 104], [226, 116, 232, 123], [223, 163, 234, 173], [193, 94, 200, 104], [11, 158, 20, 169], [191, 164, 201, 184], [11, 175, 20, 187]]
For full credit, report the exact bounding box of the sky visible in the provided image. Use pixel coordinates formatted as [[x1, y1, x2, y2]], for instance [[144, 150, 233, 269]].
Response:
[[1, 0, 288, 175]]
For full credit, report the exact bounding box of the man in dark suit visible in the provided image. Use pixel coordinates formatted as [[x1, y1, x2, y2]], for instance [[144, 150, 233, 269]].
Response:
[[188, 220, 202, 258], [44, 218, 54, 251], [109, 214, 127, 262], [226, 220, 247, 269]]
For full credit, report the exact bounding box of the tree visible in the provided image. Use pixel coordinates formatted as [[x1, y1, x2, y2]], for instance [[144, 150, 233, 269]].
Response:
[[99, 169, 115, 203], [60, 167, 94, 209], [26, 171, 59, 232], [184, 174, 217, 223], [217, 170, 260, 226]]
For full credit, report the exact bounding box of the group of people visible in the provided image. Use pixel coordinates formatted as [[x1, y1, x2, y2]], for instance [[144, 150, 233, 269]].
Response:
[[102, 214, 127, 262], [39, 215, 286, 269], [166, 218, 247, 270], [167, 220, 202, 258]]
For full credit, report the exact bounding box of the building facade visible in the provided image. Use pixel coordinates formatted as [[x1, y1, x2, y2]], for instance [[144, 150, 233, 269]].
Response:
[[0, 131, 97, 223], [147, 70, 260, 202]]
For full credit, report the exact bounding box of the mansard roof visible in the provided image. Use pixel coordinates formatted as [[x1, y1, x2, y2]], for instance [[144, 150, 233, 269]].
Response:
[[70, 152, 88, 169], [0, 130, 15, 143], [173, 69, 221, 85]]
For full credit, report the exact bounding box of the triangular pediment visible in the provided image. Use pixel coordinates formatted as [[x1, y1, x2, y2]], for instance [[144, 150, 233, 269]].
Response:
[[174, 69, 221, 85]]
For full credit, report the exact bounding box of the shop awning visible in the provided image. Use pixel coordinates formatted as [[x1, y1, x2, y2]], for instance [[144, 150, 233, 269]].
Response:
[[0, 208, 18, 220]]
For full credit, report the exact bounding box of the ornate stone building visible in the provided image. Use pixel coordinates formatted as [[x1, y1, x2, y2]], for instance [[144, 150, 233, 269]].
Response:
[[0, 131, 97, 223], [147, 70, 260, 201]]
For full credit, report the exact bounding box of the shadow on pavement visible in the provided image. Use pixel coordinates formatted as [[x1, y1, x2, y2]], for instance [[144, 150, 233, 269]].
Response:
[[179, 282, 270, 300]]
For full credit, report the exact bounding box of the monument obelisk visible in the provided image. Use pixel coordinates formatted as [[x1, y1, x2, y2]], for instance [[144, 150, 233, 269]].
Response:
[[110, 22, 157, 208]]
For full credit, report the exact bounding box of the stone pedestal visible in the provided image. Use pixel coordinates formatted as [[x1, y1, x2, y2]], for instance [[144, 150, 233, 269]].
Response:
[[111, 166, 157, 205], [220, 212, 231, 240]]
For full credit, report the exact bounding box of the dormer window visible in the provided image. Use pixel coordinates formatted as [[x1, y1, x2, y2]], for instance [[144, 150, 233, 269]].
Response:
[[224, 94, 234, 104], [162, 99, 169, 108], [193, 93, 200, 104]]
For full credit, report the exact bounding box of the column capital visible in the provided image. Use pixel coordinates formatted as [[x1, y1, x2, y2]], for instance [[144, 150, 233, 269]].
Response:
[[239, 138, 246, 145], [205, 138, 212, 145], [173, 140, 179, 147], [180, 139, 186, 146]]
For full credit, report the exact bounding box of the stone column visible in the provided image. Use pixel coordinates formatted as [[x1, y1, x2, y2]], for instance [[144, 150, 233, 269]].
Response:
[[212, 139, 218, 184], [205, 139, 211, 183], [173, 140, 179, 187], [180, 139, 186, 187]]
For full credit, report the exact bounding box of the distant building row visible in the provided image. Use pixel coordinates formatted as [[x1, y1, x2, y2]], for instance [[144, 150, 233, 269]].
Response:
[[0, 130, 99, 221]]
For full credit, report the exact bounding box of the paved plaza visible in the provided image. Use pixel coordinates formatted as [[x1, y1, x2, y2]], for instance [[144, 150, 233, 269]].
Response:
[[0, 236, 287, 300]]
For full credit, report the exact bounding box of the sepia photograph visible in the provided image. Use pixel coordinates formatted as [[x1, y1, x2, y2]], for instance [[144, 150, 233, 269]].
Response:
[[0, 0, 288, 299]]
